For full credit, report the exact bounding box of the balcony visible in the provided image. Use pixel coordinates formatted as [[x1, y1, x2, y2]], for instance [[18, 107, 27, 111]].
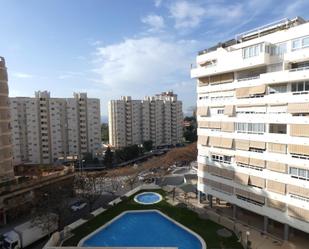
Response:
[[284, 48, 309, 63], [191, 44, 272, 78]]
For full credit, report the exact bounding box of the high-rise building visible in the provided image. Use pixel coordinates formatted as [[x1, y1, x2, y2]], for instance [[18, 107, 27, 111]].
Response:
[[0, 57, 14, 180], [191, 17, 309, 238], [108, 91, 183, 148], [10, 92, 101, 165]]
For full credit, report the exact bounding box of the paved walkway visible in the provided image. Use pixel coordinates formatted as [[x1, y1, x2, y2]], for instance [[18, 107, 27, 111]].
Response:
[[165, 193, 309, 249]]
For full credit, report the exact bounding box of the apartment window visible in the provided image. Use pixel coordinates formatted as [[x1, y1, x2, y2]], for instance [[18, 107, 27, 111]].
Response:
[[291, 81, 309, 93], [211, 154, 231, 164], [270, 42, 287, 56], [269, 124, 287, 134], [292, 36, 309, 51], [217, 109, 224, 115], [236, 123, 265, 134], [269, 84, 287, 94], [289, 166, 309, 181], [243, 44, 262, 59]]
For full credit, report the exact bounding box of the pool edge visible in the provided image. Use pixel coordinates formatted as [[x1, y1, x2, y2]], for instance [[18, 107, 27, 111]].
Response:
[[77, 209, 207, 249]]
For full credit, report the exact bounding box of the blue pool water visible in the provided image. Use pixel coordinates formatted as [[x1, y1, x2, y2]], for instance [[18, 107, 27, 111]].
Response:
[[80, 211, 204, 249], [135, 192, 161, 204]]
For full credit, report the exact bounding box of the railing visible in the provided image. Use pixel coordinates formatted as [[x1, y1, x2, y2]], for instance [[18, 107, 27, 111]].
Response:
[[289, 66, 309, 72], [237, 75, 260, 82]]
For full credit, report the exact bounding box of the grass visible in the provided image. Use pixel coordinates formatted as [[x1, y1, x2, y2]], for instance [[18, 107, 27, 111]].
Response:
[[63, 190, 243, 249]]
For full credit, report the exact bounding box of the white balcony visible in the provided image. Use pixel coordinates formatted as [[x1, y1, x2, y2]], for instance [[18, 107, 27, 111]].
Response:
[[191, 46, 271, 78], [284, 48, 309, 63]]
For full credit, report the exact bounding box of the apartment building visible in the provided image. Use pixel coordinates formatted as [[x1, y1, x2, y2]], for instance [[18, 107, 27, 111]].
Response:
[[10, 92, 101, 165], [192, 17, 309, 239], [0, 57, 14, 180], [108, 91, 183, 148]]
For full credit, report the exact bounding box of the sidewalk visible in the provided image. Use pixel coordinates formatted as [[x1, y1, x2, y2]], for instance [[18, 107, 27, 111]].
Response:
[[166, 194, 308, 249]]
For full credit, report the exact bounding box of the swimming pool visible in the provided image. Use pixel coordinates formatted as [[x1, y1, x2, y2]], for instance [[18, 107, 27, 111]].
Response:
[[79, 210, 206, 249], [134, 192, 162, 204]]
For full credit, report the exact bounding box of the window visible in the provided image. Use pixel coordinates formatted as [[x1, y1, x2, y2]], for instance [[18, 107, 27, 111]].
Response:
[[211, 154, 231, 164], [269, 124, 287, 134], [291, 81, 309, 93], [217, 109, 224, 114], [292, 36, 309, 51], [243, 44, 262, 59], [289, 166, 309, 181], [235, 123, 265, 134], [268, 84, 287, 94], [270, 43, 287, 56]]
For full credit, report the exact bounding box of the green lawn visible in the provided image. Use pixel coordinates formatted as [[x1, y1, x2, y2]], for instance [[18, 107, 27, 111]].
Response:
[[63, 190, 243, 249]]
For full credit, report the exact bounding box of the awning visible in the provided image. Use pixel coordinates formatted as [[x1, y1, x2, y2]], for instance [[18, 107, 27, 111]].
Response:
[[249, 158, 265, 168], [268, 143, 287, 154], [288, 184, 309, 198], [236, 87, 250, 98], [287, 103, 309, 114], [220, 138, 233, 148], [235, 155, 249, 164], [197, 106, 209, 116], [221, 122, 235, 132], [249, 175, 265, 188], [224, 105, 235, 116], [267, 198, 286, 211], [235, 139, 249, 151], [266, 161, 287, 173], [250, 140, 266, 149], [234, 172, 249, 185], [289, 144, 309, 156], [198, 136, 208, 146], [267, 180, 286, 195], [249, 84, 266, 95], [290, 124, 309, 137]]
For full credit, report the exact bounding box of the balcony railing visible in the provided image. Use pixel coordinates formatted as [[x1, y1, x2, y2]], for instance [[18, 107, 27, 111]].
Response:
[[237, 75, 260, 82], [289, 66, 309, 72]]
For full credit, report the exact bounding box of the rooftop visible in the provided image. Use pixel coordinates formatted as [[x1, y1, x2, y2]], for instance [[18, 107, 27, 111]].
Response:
[[198, 17, 307, 56]]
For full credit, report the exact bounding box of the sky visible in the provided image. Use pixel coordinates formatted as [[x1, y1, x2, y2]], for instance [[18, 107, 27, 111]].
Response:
[[1, 0, 309, 119]]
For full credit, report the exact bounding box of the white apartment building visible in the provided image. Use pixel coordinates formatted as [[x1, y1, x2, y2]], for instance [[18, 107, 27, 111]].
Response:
[[10, 92, 101, 165], [191, 17, 309, 239], [108, 91, 183, 148], [0, 57, 14, 180]]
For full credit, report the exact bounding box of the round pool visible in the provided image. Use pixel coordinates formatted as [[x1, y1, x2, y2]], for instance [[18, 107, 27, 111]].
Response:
[[134, 192, 162, 205]]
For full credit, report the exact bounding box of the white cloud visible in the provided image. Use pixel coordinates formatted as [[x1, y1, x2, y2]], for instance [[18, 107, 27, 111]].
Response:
[[93, 37, 197, 96], [11, 72, 34, 79], [154, 0, 162, 8], [141, 14, 165, 32], [169, 1, 205, 29]]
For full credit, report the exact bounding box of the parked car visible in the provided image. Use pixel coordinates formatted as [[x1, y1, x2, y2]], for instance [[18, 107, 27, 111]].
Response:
[[70, 201, 87, 211]]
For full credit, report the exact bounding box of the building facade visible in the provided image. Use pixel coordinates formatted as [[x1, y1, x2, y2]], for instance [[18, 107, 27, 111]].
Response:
[[0, 57, 14, 180], [191, 17, 309, 238], [10, 92, 101, 165], [108, 91, 183, 148]]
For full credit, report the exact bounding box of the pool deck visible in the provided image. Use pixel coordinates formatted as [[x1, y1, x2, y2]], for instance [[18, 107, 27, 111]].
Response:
[[168, 192, 309, 249]]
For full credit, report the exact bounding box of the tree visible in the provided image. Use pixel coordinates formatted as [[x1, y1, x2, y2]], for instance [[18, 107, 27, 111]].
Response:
[[114, 145, 140, 162], [143, 140, 153, 152], [32, 183, 72, 230], [125, 173, 139, 190], [101, 123, 109, 142], [74, 172, 107, 212], [103, 146, 113, 168]]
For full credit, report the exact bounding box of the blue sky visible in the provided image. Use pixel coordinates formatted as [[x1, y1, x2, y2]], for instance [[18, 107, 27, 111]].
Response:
[[1, 0, 309, 118]]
